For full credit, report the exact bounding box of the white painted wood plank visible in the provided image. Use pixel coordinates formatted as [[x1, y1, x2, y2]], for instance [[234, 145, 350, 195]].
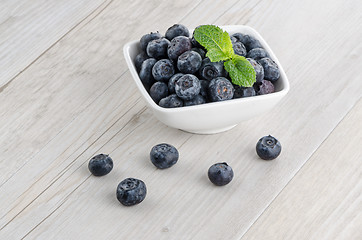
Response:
[[0, 0, 361, 239], [242, 99, 362, 240], [0, 0, 109, 88]]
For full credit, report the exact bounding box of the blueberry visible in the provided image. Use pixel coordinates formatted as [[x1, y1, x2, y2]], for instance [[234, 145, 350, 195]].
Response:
[[159, 94, 184, 108], [140, 32, 162, 52], [256, 135, 281, 160], [198, 58, 226, 81], [167, 36, 192, 61], [232, 41, 247, 57], [149, 81, 169, 104], [150, 143, 179, 169], [258, 58, 280, 82], [165, 24, 190, 40], [135, 52, 149, 72], [175, 74, 201, 100], [231, 33, 244, 42], [247, 58, 264, 82], [191, 47, 206, 59], [199, 79, 209, 101], [116, 178, 147, 206], [230, 36, 238, 44], [233, 85, 256, 98], [146, 38, 170, 59], [168, 73, 184, 94], [184, 94, 206, 106], [88, 154, 113, 176], [208, 162, 234, 186], [239, 34, 262, 51], [247, 48, 270, 60], [139, 58, 157, 90], [254, 80, 275, 95], [208, 77, 234, 102], [152, 59, 175, 82], [177, 50, 202, 74]]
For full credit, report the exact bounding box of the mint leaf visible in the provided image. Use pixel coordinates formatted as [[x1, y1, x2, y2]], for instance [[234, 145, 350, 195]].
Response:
[[193, 25, 234, 62], [224, 55, 256, 87]]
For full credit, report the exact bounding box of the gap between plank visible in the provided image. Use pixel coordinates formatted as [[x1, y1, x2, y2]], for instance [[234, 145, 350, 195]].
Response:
[[0, 0, 114, 92], [238, 97, 361, 240]]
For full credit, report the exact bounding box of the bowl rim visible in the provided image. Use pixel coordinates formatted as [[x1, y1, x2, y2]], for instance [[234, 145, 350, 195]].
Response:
[[123, 25, 290, 113]]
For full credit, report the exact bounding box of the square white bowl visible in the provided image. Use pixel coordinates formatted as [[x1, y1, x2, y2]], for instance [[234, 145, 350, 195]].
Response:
[[123, 25, 289, 134]]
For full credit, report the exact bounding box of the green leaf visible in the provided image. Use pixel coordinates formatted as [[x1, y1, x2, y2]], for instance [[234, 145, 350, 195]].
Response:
[[193, 25, 234, 62], [224, 55, 256, 87]]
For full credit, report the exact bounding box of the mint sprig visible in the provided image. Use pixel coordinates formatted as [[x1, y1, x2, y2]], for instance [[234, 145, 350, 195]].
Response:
[[194, 25, 256, 87]]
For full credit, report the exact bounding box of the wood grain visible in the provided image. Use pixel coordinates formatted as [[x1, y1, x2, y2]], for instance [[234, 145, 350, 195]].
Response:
[[0, 0, 361, 239], [0, 0, 109, 88], [242, 99, 362, 240]]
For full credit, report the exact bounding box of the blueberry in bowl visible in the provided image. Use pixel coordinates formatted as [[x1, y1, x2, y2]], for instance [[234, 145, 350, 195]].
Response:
[[123, 25, 289, 134]]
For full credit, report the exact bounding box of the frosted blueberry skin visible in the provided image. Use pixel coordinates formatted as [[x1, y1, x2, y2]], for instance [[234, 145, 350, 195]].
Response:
[[140, 32, 162, 52], [149, 81, 169, 104], [165, 24, 190, 40], [175, 74, 201, 101], [232, 41, 247, 57], [139, 58, 157, 90], [168, 73, 184, 94], [254, 80, 275, 95], [159, 94, 184, 108], [152, 59, 175, 82], [208, 77, 234, 102], [199, 79, 209, 102], [198, 58, 226, 81], [238, 34, 263, 51], [150, 143, 179, 169], [233, 86, 256, 99], [177, 51, 202, 74], [88, 154, 113, 176], [116, 178, 147, 206], [258, 57, 280, 82], [247, 48, 270, 60], [208, 162, 234, 186], [167, 36, 192, 61], [191, 47, 206, 59], [256, 135, 281, 160], [247, 58, 264, 83], [135, 52, 149, 72], [184, 94, 206, 106], [146, 38, 170, 60]]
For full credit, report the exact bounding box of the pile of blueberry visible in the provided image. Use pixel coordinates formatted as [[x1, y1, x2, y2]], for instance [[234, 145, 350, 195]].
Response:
[[88, 135, 281, 206], [135, 24, 280, 108]]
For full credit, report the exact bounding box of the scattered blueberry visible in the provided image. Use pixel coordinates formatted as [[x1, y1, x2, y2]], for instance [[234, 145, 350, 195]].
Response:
[[239, 34, 263, 51], [135, 52, 149, 72], [233, 85, 256, 98], [140, 32, 162, 52], [208, 162, 234, 186], [175, 74, 201, 100], [116, 178, 147, 206], [88, 154, 113, 176], [247, 58, 264, 82], [150, 143, 179, 169], [184, 94, 206, 106], [254, 80, 275, 95], [198, 58, 226, 81], [208, 77, 234, 102], [152, 59, 175, 82], [165, 24, 190, 40], [150, 81, 169, 104], [247, 48, 270, 60], [167, 36, 192, 61], [139, 58, 157, 90], [146, 38, 170, 59], [232, 41, 247, 57], [256, 135, 281, 160], [159, 94, 184, 108], [191, 47, 206, 59], [168, 73, 184, 94], [258, 57, 280, 82], [177, 50, 202, 74]]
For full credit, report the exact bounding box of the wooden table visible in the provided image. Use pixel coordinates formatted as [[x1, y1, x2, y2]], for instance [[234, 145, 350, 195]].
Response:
[[1, 0, 361, 239]]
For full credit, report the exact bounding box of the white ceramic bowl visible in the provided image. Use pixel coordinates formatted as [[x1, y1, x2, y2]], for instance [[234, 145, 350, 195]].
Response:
[[123, 25, 289, 134]]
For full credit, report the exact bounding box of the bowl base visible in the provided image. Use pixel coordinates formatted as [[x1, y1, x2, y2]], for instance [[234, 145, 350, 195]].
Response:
[[180, 124, 237, 135]]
